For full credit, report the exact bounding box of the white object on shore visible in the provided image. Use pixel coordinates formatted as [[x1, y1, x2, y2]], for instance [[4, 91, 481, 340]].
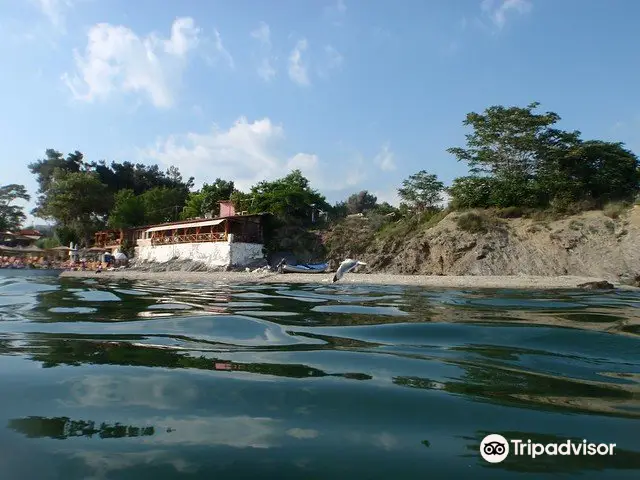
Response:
[[332, 258, 367, 282]]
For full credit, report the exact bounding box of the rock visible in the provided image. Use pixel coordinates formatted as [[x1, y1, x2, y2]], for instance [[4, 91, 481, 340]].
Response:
[[577, 281, 615, 290]]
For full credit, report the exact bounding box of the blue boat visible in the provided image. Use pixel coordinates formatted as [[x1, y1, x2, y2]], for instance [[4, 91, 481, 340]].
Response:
[[279, 262, 329, 273]]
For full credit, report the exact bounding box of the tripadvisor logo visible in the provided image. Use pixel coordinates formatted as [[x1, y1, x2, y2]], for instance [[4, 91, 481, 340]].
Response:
[[480, 434, 616, 463]]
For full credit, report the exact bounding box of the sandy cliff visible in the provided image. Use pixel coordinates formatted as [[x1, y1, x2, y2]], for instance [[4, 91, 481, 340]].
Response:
[[324, 206, 640, 283]]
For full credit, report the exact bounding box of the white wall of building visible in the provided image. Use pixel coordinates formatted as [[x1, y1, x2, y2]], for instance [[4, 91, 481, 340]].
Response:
[[134, 241, 264, 268]]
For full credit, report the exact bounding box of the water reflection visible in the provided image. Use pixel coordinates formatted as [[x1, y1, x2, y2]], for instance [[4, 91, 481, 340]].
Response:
[[8, 416, 156, 440], [0, 271, 639, 478]]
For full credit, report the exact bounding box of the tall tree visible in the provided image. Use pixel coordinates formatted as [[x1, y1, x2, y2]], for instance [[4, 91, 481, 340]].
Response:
[[140, 187, 187, 224], [344, 190, 378, 214], [540, 140, 640, 204], [446, 102, 580, 177], [36, 169, 110, 246], [0, 184, 31, 231], [107, 189, 146, 229], [238, 170, 330, 223], [397, 170, 445, 212], [180, 178, 234, 220], [28, 149, 85, 215]]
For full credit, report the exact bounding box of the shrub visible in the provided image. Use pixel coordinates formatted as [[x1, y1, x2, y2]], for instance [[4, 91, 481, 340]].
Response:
[[494, 206, 525, 218], [456, 211, 488, 233], [568, 220, 583, 231], [603, 202, 629, 219]]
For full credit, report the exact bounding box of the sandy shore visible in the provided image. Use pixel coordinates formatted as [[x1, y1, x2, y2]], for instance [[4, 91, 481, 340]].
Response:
[[58, 269, 632, 290]]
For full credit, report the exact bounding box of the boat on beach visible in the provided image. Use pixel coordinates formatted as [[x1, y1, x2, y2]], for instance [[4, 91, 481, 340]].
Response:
[[278, 262, 330, 274]]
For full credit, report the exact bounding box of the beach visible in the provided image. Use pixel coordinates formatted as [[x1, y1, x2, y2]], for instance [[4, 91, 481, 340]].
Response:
[[59, 269, 632, 289]]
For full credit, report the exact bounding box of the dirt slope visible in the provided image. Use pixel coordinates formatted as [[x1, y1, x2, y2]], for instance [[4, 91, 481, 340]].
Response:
[[324, 206, 640, 282]]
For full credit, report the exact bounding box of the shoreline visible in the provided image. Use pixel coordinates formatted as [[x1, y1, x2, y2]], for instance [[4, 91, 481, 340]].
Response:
[[58, 269, 635, 290]]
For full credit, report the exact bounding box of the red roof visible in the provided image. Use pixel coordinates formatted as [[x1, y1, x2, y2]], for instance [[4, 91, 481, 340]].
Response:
[[18, 229, 42, 236]]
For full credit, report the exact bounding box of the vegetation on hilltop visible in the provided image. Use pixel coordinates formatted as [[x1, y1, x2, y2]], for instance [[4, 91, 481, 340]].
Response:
[[2, 102, 638, 256]]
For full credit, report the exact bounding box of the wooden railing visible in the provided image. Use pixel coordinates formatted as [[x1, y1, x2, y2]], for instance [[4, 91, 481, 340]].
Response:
[[151, 232, 227, 246], [95, 240, 121, 248]]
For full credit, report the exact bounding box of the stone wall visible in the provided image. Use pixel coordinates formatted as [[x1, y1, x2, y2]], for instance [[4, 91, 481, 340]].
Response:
[[229, 243, 265, 267]]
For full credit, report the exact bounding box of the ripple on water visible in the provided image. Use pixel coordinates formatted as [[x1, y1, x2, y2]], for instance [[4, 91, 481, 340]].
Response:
[[0, 271, 639, 478], [312, 304, 409, 317], [73, 290, 121, 302]]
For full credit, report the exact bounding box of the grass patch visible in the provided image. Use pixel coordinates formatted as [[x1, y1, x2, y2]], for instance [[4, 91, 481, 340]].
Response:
[[604, 219, 615, 233], [493, 206, 526, 218], [568, 220, 583, 231], [603, 202, 630, 219], [377, 208, 448, 240], [456, 211, 491, 233]]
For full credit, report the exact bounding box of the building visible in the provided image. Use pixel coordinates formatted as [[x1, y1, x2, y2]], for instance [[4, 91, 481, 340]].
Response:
[[93, 200, 268, 269]]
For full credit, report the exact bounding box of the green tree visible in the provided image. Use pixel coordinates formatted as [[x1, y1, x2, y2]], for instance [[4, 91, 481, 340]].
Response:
[[181, 178, 235, 219], [107, 189, 146, 229], [237, 170, 330, 223], [344, 190, 378, 214], [28, 149, 84, 215], [398, 170, 445, 212], [446, 102, 580, 178], [87, 160, 194, 197], [53, 225, 79, 247], [540, 140, 640, 204], [0, 184, 31, 231], [448, 176, 494, 209], [181, 192, 206, 220], [140, 187, 187, 224], [35, 169, 111, 246]]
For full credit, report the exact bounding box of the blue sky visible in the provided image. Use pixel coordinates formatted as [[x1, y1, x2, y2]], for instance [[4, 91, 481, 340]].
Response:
[[2, 0, 639, 225]]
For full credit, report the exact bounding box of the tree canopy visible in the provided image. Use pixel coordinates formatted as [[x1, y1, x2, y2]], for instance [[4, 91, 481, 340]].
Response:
[[447, 102, 640, 209], [341, 190, 378, 215], [398, 170, 445, 212], [28, 149, 195, 245], [181, 178, 234, 220], [0, 184, 30, 232], [231, 170, 330, 224], [35, 169, 111, 244]]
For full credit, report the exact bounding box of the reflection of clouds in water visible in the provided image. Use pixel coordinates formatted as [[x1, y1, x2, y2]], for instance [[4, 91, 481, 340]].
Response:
[[71, 450, 196, 480], [144, 415, 282, 448], [346, 431, 399, 451], [64, 374, 198, 409], [286, 428, 319, 439]]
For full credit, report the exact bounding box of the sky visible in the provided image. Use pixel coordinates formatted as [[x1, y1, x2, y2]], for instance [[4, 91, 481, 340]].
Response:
[[2, 0, 639, 226]]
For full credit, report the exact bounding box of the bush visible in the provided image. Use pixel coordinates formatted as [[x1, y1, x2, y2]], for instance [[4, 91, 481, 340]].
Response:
[[448, 176, 493, 209], [494, 206, 525, 218], [603, 202, 629, 219], [456, 211, 489, 233]]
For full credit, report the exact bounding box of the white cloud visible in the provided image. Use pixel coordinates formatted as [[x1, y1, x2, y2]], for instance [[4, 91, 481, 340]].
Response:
[[250, 21, 271, 47], [211, 29, 235, 69], [34, 0, 73, 31], [373, 143, 396, 171], [481, 0, 532, 29], [251, 22, 276, 81], [61, 17, 223, 108], [140, 117, 367, 193], [288, 39, 310, 86], [325, 45, 343, 69], [316, 45, 344, 79], [324, 0, 347, 27]]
